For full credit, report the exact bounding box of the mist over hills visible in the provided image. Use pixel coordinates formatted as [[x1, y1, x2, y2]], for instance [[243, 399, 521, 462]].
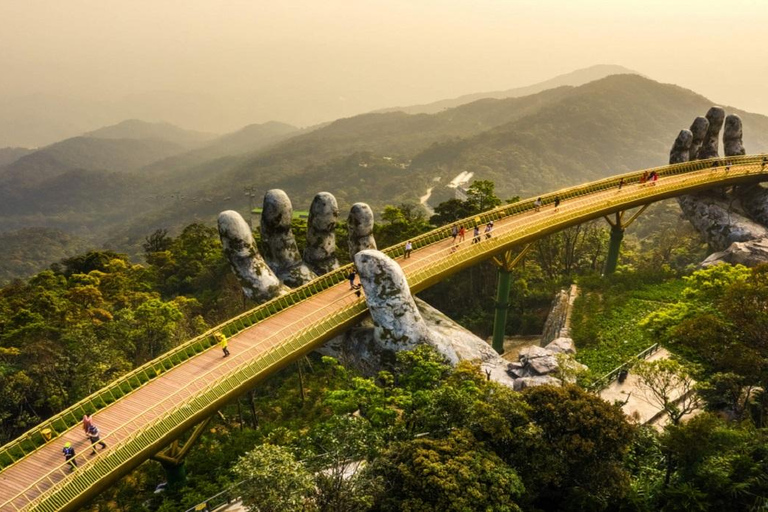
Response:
[[374, 64, 639, 115], [84, 119, 217, 147], [3, 73, 768, 283]]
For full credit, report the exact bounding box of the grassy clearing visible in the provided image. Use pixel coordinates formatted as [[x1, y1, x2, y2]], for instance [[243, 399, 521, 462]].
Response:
[[571, 272, 687, 379]]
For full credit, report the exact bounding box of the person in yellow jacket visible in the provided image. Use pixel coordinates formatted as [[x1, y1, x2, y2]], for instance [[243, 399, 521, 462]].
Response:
[[215, 331, 230, 357]]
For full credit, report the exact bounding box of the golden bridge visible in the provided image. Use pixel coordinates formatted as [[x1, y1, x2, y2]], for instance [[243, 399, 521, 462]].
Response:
[[1, 155, 767, 511]]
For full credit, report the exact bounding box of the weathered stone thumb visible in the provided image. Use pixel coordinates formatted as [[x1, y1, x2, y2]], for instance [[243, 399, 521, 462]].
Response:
[[303, 192, 340, 275], [217, 210, 287, 303], [260, 189, 316, 287], [354, 249, 433, 349]]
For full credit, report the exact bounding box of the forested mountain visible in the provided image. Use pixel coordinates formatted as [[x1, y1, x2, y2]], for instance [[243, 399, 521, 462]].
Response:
[[4, 74, 768, 282], [115, 74, 768, 245], [0, 228, 89, 283], [374, 64, 639, 115]]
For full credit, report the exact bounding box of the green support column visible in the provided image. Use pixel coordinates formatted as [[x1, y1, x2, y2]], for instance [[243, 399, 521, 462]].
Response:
[[604, 224, 625, 275], [159, 459, 187, 488], [490, 245, 532, 355], [492, 267, 513, 355], [603, 206, 647, 276]]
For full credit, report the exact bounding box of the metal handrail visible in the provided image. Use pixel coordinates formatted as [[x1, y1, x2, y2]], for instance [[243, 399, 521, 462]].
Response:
[[3, 155, 768, 511], [589, 343, 661, 391]]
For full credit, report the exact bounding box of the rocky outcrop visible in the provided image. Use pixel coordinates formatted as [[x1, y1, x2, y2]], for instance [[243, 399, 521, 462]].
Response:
[[700, 238, 768, 268], [540, 285, 579, 347], [217, 210, 287, 302], [260, 190, 317, 287], [545, 337, 576, 355], [509, 344, 586, 391], [304, 192, 340, 275], [347, 203, 377, 260]]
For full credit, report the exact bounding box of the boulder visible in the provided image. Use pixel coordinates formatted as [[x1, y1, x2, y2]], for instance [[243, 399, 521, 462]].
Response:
[[545, 337, 576, 354], [700, 238, 768, 268], [260, 189, 316, 287], [514, 376, 561, 391], [303, 192, 340, 275], [217, 210, 287, 303], [518, 345, 559, 375], [347, 203, 377, 260]]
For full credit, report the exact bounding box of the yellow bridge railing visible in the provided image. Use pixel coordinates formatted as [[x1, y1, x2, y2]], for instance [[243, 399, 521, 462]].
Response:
[[2, 154, 767, 511]]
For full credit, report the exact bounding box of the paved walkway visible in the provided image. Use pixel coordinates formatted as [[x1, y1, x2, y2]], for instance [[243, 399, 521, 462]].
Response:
[[599, 348, 698, 428]]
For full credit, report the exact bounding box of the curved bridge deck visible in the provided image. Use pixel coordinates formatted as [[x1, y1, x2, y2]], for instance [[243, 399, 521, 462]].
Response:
[[1, 155, 767, 511]]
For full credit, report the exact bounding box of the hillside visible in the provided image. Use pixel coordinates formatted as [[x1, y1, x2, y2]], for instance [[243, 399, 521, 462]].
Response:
[[84, 119, 217, 147], [0, 136, 186, 186], [0, 228, 90, 284], [375, 64, 639, 115], [118, 74, 768, 243], [140, 121, 301, 182], [0, 147, 35, 167], [411, 75, 768, 202]]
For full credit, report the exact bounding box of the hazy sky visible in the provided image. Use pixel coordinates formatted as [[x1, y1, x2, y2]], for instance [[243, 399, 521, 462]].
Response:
[[2, 0, 768, 139]]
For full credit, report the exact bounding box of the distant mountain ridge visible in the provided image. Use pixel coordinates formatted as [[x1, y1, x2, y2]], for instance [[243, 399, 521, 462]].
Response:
[[4, 73, 768, 284], [374, 64, 640, 115], [84, 119, 217, 148]]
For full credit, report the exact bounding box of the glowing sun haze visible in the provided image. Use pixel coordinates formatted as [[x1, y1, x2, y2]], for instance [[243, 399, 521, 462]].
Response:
[[2, 0, 767, 138]]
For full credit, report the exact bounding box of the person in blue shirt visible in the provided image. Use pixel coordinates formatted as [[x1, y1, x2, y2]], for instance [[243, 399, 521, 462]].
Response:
[[86, 423, 107, 454], [63, 442, 78, 470]]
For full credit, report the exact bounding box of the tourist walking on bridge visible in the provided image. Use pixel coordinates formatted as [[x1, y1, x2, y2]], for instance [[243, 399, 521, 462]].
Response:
[[554, 195, 561, 212], [534, 197, 542, 212], [63, 442, 77, 470], [347, 269, 357, 290], [451, 224, 458, 242], [484, 221, 493, 239], [458, 225, 466, 242], [404, 240, 413, 258], [86, 423, 107, 454], [215, 331, 230, 358], [472, 225, 481, 243]]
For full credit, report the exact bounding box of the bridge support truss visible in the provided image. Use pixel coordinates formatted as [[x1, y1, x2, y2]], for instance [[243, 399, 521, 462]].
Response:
[[151, 416, 211, 487], [603, 205, 648, 275], [491, 244, 533, 354]]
